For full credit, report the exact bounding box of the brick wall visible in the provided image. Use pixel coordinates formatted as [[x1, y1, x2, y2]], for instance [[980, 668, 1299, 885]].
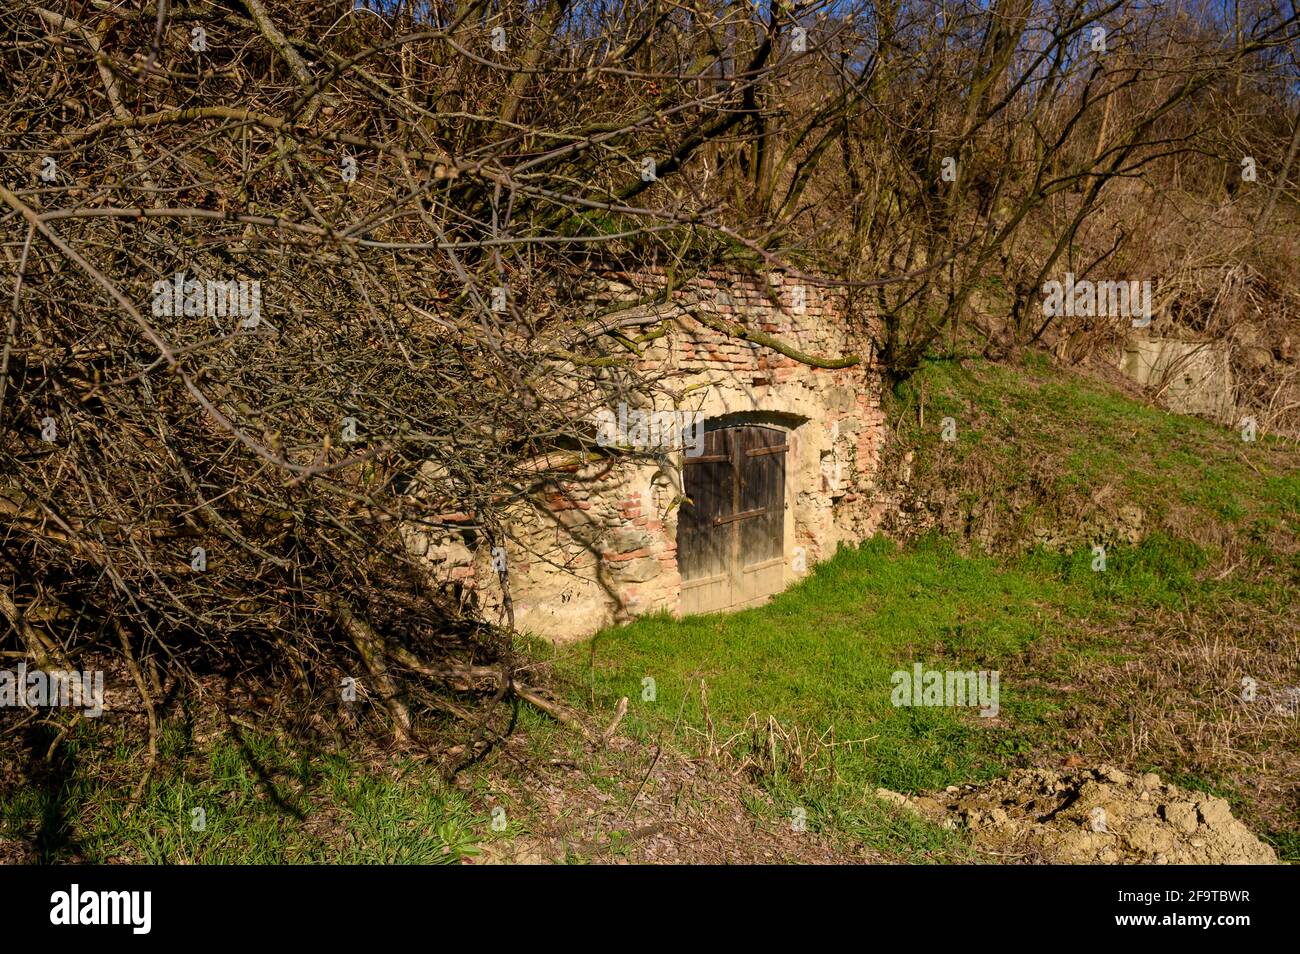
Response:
[[404, 267, 890, 641]]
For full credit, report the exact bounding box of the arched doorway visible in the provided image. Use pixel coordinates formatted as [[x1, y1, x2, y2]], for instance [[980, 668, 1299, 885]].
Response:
[[677, 423, 788, 614]]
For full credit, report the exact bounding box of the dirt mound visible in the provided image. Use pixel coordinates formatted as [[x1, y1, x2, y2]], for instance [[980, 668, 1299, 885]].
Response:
[[878, 766, 1277, 864]]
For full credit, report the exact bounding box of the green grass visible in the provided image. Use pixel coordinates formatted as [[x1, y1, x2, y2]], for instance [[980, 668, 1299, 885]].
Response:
[[0, 724, 486, 864], [562, 533, 1182, 857], [577, 537, 1055, 786], [1020, 532, 1209, 609], [564, 531, 1289, 859]]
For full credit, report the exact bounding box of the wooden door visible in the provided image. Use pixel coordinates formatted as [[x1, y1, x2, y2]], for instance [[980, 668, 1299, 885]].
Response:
[[678, 425, 787, 614]]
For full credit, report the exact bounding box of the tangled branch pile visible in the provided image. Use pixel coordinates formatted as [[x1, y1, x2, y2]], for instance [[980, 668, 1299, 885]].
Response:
[[0, 0, 878, 762]]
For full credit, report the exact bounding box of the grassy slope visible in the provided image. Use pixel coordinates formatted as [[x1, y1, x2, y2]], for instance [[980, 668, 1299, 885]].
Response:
[[552, 355, 1299, 860]]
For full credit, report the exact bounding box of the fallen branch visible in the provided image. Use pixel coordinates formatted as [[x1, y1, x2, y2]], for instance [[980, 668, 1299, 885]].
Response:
[[326, 596, 413, 744], [601, 696, 629, 746], [511, 681, 596, 744]]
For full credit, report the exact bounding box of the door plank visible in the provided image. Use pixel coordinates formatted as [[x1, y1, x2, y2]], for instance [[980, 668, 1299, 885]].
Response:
[[678, 424, 787, 614]]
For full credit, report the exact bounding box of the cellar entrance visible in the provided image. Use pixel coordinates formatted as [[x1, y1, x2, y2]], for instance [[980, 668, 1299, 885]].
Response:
[[677, 423, 787, 615]]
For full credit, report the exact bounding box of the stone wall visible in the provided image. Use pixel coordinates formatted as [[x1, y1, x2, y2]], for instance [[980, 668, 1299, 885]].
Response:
[[1118, 336, 1235, 423], [406, 268, 888, 642]]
